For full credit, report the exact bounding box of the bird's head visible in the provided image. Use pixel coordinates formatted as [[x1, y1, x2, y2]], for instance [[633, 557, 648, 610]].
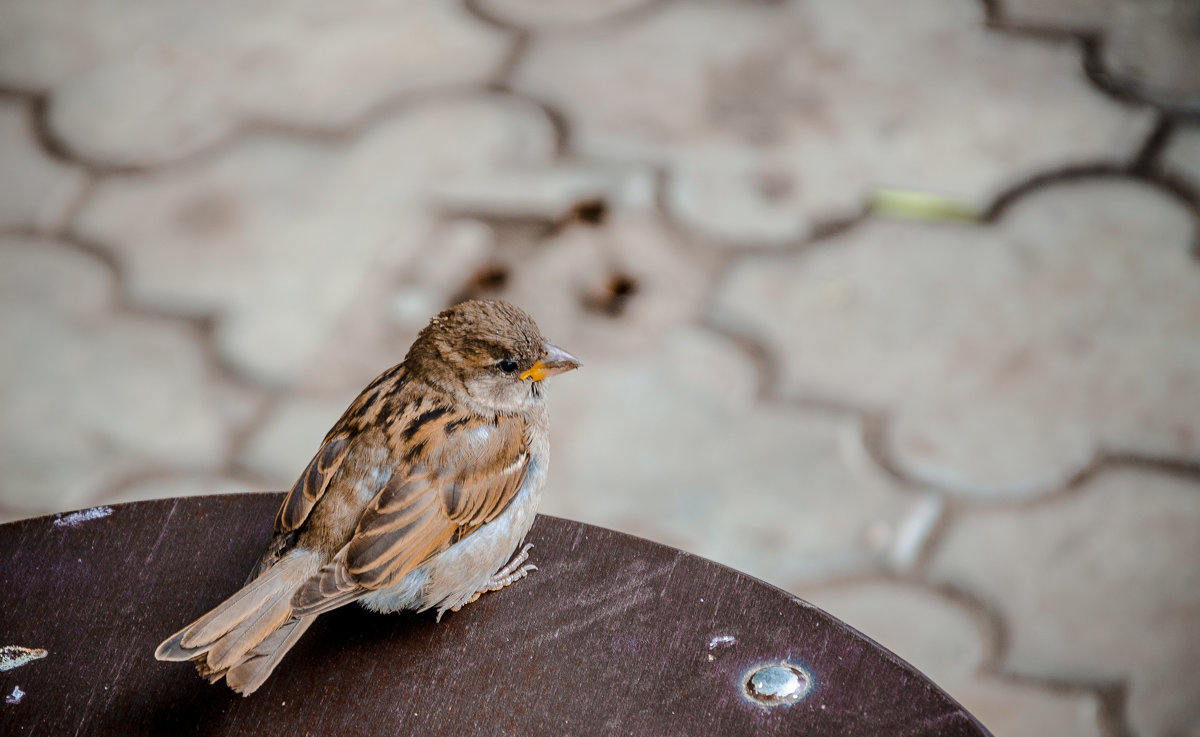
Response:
[[405, 300, 581, 414]]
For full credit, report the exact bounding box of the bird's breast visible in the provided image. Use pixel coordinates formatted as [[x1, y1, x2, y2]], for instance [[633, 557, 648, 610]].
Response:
[[420, 455, 547, 614]]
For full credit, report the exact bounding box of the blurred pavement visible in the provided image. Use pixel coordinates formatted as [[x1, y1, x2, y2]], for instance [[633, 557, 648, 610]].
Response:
[[1, 1, 1198, 735]]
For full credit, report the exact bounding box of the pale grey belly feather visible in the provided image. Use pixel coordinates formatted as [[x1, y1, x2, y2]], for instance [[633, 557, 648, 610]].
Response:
[[357, 457, 545, 615]]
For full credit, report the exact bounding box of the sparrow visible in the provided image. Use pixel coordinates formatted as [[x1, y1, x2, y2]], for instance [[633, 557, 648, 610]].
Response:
[[155, 300, 581, 695]]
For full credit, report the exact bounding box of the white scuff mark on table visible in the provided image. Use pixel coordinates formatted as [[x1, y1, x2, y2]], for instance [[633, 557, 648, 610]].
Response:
[[0, 646, 48, 671], [5, 686, 24, 704], [708, 634, 737, 649], [53, 506, 113, 528]]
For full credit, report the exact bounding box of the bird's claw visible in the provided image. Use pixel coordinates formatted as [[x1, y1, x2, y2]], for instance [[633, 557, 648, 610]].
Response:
[[447, 544, 538, 615]]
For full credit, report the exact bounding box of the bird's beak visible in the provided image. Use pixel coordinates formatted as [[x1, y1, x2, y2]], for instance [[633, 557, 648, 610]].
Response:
[[521, 343, 582, 382]]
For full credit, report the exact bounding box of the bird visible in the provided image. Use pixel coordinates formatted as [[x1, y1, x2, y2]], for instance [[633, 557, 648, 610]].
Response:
[[155, 299, 581, 695]]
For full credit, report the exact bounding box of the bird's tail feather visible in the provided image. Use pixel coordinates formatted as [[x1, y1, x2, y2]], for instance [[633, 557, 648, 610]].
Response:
[[224, 615, 317, 694], [155, 549, 320, 695]]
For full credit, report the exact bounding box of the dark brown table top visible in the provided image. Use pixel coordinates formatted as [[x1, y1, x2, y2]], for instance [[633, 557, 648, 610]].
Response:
[[0, 494, 991, 736]]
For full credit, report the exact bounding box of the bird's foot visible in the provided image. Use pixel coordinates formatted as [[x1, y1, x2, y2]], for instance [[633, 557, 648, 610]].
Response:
[[482, 543, 538, 593], [450, 544, 538, 612]]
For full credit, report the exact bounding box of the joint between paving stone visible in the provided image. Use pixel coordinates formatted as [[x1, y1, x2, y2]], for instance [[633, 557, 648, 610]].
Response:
[[0, 85, 36, 103], [27, 84, 566, 175], [0, 89, 95, 174], [651, 162, 877, 253], [860, 411, 940, 491], [52, 228, 280, 406], [2, 83, 240, 177], [0, 99, 99, 234], [501, 90, 572, 156], [858, 413, 1102, 511], [13, 228, 120, 285], [983, 15, 1082, 44], [807, 573, 1011, 678], [53, 176, 97, 239], [0, 235, 272, 516], [484, 31, 533, 92], [852, 418, 999, 565], [693, 313, 780, 405], [1019, 675, 1134, 737], [437, 207, 560, 244], [804, 208, 874, 246], [872, 415, 1200, 513], [1079, 35, 1200, 118], [983, 3, 1196, 118], [220, 390, 289, 477], [983, 162, 1200, 224], [709, 169, 1200, 503], [649, 166, 761, 252], [975, 0, 1001, 26], [1130, 115, 1176, 175], [699, 304, 921, 476], [979, 6, 1122, 101], [435, 179, 618, 254], [728, 388, 952, 550], [648, 166, 696, 240], [235, 86, 556, 156], [633, 162, 798, 257], [461, 0, 524, 31], [1095, 684, 1137, 737], [466, 0, 675, 34], [591, 0, 677, 31], [194, 89, 489, 162], [921, 577, 1013, 676], [1096, 453, 1200, 491], [986, 668, 1136, 737], [1148, 132, 1200, 216], [779, 394, 887, 426], [980, 160, 1200, 286], [25, 93, 152, 176]]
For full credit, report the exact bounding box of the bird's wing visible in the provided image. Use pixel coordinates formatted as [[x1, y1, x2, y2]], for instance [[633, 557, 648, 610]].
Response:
[[273, 365, 408, 534], [274, 434, 351, 534], [290, 408, 531, 613]]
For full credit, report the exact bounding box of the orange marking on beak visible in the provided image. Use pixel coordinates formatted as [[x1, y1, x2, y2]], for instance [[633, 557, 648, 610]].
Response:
[[521, 362, 549, 382]]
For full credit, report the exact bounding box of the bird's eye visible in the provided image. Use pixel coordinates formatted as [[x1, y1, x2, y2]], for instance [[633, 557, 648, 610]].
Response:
[[497, 359, 519, 374]]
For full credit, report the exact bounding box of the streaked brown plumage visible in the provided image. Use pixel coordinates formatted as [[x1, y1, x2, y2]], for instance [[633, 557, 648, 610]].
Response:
[[155, 300, 580, 695]]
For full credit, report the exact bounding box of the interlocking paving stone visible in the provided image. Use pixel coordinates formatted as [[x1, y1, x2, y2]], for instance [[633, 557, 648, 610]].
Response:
[[297, 165, 673, 397], [473, 0, 656, 28], [0, 0, 510, 166], [0, 99, 86, 231], [997, 0, 1200, 109], [489, 209, 715, 361], [0, 237, 257, 518], [75, 95, 558, 386], [238, 396, 353, 490], [803, 581, 1102, 737], [432, 160, 657, 220], [295, 216, 495, 395], [929, 468, 1200, 737], [512, 0, 1153, 246], [714, 180, 1200, 497], [1165, 124, 1200, 191], [542, 327, 937, 589]]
